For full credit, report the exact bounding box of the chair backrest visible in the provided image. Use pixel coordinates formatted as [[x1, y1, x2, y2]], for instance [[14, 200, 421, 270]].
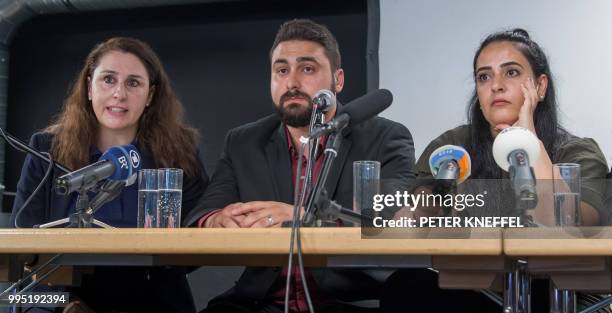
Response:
[[603, 170, 612, 226]]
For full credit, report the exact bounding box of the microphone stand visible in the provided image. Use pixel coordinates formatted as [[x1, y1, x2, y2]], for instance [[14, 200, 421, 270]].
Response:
[[37, 181, 118, 229], [302, 132, 343, 226], [302, 107, 325, 199], [508, 150, 538, 227], [506, 155, 536, 313], [310, 189, 373, 226], [88, 180, 128, 213], [40, 152, 138, 228]]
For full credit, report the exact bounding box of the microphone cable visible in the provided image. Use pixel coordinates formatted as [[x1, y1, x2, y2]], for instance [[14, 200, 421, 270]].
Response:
[[284, 102, 326, 313], [0, 127, 69, 172], [285, 138, 315, 313], [12, 151, 55, 229], [0, 128, 67, 228], [296, 138, 316, 313]]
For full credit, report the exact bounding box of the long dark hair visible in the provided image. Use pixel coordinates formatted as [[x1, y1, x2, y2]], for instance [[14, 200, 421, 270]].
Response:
[[467, 28, 564, 178], [46, 37, 201, 176]]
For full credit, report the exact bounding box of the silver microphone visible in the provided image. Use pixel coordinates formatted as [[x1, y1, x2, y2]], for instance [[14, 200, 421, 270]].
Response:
[[313, 89, 336, 112]]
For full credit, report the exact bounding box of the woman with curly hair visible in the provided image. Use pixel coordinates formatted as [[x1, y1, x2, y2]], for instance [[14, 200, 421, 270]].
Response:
[[11, 37, 208, 313]]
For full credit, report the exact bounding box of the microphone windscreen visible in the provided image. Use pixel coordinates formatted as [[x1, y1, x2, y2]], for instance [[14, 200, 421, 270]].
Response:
[[339, 89, 393, 126], [492, 127, 540, 171], [428, 145, 471, 183], [99, 144, 141, 180]]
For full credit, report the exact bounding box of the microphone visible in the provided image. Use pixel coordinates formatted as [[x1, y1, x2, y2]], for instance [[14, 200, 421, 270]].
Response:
[[492, 127, 540, 205], [428, 145, 471, 183], [313, 89, 336, 113], [55, 145, 141, 195], [309, 89, 393, 138]]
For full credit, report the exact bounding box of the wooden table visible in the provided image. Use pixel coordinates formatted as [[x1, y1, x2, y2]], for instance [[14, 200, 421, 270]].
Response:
[[0, 227, 501, 255], [0, 227, 502, 284], [7, 226, 612, 312]]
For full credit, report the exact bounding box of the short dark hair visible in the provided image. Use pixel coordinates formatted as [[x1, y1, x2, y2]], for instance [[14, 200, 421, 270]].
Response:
[[270, 19, 341, 71]]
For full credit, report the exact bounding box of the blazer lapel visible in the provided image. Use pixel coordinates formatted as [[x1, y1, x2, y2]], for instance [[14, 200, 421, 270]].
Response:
[[265, 126, 294, 204]]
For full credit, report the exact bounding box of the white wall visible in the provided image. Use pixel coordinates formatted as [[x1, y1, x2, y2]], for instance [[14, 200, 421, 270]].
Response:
[[379, 0, 612, 166]]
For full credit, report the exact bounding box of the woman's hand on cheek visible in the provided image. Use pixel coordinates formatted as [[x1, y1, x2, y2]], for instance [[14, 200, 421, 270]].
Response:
[[516, 77, 539, 133], [496, 77, 539, 134]]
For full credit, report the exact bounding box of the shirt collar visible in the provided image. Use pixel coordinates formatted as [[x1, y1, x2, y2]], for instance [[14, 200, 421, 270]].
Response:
[[285, 127, 327, 160]]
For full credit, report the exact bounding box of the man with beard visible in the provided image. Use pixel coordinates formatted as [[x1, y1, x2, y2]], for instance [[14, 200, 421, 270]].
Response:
[[186, 19, 415, 313]]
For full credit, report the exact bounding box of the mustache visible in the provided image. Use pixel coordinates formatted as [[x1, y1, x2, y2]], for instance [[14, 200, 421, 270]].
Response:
[[280, 90, 312, 106]]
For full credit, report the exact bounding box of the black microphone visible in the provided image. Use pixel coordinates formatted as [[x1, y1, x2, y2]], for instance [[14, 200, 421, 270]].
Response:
[[309, 89, 393, 138], [313, 89, 336, 113], [55, 145, 141, 195]]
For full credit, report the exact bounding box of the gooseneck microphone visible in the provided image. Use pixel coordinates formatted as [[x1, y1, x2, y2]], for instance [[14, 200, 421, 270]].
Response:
[[55, 145, 141, 195], [492, 127, 541, 206], [309, 89, 393, 138]]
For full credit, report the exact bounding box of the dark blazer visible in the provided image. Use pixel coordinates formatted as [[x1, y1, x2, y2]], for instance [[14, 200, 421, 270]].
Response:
[[185, 113, 416, 306]]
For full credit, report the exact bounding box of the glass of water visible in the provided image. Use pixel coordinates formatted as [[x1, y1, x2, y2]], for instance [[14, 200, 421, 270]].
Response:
[[553, 163, 581, 226], [138, 169, 158, 228], [158, 168, 183, 228], [353, 161, 381, 214]]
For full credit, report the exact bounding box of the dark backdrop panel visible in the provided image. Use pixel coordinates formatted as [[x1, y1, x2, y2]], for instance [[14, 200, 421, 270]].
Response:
[[3, 1, 368, 212]]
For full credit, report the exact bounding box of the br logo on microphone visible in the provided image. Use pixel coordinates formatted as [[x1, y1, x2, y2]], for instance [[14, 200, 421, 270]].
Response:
[[118, 156, 129, 169], [129, 150, 140, 168]]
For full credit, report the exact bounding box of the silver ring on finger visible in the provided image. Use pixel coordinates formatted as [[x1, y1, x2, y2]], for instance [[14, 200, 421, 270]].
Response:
[[267, 215, 274, 226]]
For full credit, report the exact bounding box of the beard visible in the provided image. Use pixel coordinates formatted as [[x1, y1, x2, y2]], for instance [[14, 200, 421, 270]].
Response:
[[274, 81, 337, 128], [274, 89, 314, 127]]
